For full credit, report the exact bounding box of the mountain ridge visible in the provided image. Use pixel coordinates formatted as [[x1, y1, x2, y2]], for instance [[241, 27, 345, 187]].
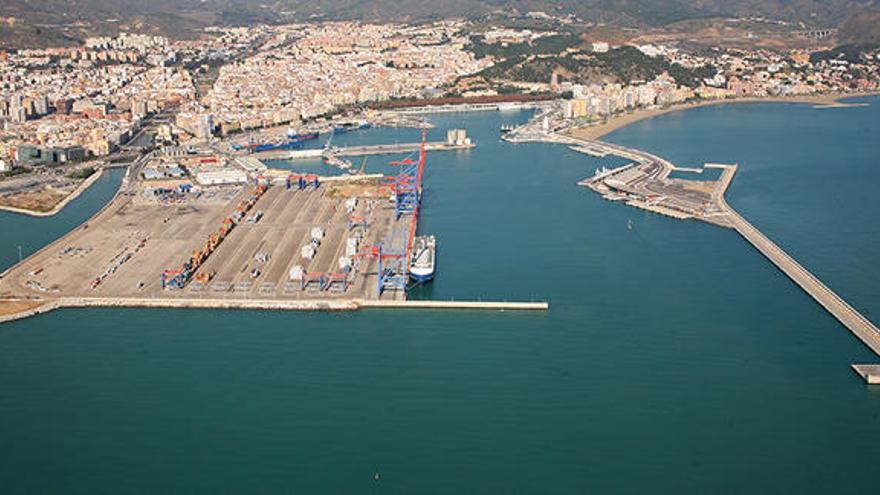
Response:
[[1, 0, 878, 49]]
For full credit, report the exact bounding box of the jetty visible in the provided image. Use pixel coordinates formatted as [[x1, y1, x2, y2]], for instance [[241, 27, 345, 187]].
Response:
[[330, 141, 474, 157], [556, 130, 880, 381], [0, 297, 549, 324], [720, 193, 880, 358], [253, 140, 474, 161]]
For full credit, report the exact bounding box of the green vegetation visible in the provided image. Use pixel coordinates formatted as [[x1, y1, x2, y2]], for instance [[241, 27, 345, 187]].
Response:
[[66, 167, 96, 180], [667, 62, 717, 87], [479, 45, 715, 88], [592, 46, 668, 82], [810, 44, 880, 65], [1, 167, 32, 178]]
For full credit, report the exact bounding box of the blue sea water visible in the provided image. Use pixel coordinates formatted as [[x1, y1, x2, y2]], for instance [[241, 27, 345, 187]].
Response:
[[0, 99, 878, 493]]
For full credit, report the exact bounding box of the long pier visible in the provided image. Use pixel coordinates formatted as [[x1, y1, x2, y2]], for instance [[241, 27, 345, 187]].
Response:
[[0, 297, 549, 324], [331, 141, 475, 157], [254, 141, 475, 160], [556, 130, 880, 379], [718, 193, 880, 357]]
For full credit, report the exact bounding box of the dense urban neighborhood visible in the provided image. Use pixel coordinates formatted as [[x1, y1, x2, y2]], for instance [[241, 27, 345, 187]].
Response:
[[1, 20, 878, 176]]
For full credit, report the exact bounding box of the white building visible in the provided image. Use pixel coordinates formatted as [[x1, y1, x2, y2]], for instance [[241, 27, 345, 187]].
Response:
[[195, 169, 248, 186]]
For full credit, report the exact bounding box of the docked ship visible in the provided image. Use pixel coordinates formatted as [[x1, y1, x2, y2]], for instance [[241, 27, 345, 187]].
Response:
[[409, 235, 436, 284], [287, 129, 320, 142], [332, 121, 372, 134], [234, 130, 320, 153]]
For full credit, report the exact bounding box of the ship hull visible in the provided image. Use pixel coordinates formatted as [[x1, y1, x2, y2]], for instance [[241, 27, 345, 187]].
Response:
[[409, 269, 434, 284]]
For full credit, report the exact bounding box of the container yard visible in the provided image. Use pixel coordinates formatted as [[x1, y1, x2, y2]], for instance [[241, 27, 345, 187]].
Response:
[[0, 171, 417, 302]]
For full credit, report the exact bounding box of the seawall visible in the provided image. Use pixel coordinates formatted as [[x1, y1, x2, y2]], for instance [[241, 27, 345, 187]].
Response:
[[0, 296, 550, 324]]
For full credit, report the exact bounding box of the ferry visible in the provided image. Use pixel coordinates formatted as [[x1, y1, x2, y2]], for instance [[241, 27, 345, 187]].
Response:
[[409, 235, 436, 284], [287, 130, 320, 142], [332, 121, 372, 134], [234, 131, 319, 153]]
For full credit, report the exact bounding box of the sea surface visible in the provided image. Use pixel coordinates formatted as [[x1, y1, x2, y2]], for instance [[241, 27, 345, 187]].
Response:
[[1, 99, 879, 493]]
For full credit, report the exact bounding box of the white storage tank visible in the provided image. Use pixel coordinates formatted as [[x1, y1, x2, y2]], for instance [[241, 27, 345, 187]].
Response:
[[338, 256, 352, 270], [289, 265, 304, 281], [310, 227, 325, 240], [345, 197, 358, 213], [301, 245, 315, 260]]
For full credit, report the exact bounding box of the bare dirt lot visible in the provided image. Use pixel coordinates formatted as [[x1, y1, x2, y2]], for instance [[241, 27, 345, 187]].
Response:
[[0, 187, 68, 213]]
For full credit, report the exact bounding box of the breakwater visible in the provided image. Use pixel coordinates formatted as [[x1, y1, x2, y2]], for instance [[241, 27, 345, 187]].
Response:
[[0, 296, 549, 324]]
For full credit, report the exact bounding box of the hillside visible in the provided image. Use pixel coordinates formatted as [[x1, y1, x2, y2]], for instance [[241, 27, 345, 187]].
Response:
[[839, 11, 880, 45], [1, 0, 878, 49]]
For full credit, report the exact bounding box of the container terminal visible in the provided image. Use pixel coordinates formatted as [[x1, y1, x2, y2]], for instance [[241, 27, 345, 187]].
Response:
[[0, 128, 547, 323]]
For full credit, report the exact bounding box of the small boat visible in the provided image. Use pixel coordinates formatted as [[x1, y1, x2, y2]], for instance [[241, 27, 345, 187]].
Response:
[[409, 235, 436, 284], [627, 219, 633, 230]]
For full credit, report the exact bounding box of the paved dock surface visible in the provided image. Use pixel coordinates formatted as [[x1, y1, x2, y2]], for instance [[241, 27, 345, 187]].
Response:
[[0, 180, 407, 303], [359, 300, 549, 310], [0, 296, 549, 324], [254, 141, 474, 160], [851, 365, 880, 384]]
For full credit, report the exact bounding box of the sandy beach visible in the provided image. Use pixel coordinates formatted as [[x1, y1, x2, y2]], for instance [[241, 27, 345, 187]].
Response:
[[569, 92, 879, 140]]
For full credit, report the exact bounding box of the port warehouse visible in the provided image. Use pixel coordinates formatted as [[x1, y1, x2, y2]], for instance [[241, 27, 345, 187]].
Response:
[[0, 139, 431, 303]]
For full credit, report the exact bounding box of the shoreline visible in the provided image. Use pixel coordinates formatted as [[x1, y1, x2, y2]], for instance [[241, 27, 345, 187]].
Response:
[[0, 166, 127, 280], [0, 166, 106, 218], [568, 91, 880, 140]]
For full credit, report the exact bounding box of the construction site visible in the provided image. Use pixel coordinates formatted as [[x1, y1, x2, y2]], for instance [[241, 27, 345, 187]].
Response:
[[0, 131, 480, 312]]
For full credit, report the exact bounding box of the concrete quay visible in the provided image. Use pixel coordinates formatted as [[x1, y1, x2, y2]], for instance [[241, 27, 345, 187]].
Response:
[[331, 141, 475, 157], [564, 134, 733, 224], [852, 365, 880, 384], [254, 141, 475, 160], [359, 299, 549, 311], [0, 296, 549, 324]]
